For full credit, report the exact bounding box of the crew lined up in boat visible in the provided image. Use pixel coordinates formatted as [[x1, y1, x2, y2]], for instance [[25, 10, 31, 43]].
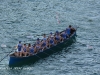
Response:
[[15, 43, 35, 57], [15, 25, 76, 57]]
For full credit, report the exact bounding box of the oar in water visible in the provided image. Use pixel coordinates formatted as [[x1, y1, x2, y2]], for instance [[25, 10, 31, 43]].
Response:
[[35, 54, 51, 65], [35, 49, 63, 64], [49, 46, 66, 58], [0, 52, 13, 54], [40, 46, 66, 60], [0, 47, 16, 62]]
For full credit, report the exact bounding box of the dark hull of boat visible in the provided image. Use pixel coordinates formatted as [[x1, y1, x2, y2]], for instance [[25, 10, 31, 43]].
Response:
[[9, 31, 77, 67]]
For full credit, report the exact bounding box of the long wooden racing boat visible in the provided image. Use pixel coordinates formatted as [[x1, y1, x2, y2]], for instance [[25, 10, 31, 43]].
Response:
[[9, 27, 77, 67]]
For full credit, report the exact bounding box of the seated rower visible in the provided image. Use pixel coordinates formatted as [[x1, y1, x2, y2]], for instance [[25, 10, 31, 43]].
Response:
[[48, 36, 55, 48], [35, 38, 41, 45], [29, 45, 35, 55], [55, 31, 62, 44], [61, 30, 69, 41], [66, 28, 71, 36], [49, 32, 53, 38], [41, 40, 47, 51], [42, 34, 47, 42], [22, 44, 28, 57], [41, 34, 48, 51], [27, 43, 31, 52], [34, 42, 41, 53]]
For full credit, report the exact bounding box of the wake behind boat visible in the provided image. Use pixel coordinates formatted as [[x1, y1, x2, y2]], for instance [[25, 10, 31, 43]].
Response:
[[9, 25, 77, 67]]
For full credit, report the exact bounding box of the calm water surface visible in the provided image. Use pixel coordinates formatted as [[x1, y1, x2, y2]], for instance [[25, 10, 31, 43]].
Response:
[[0, 0, 100, 75]]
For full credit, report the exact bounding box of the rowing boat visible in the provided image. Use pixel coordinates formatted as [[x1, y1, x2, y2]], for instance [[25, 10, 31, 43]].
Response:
[[9, 28, 77, 67]]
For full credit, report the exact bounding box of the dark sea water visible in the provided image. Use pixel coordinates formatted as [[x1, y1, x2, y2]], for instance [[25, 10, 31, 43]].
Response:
[[0, 0, 100, 75]]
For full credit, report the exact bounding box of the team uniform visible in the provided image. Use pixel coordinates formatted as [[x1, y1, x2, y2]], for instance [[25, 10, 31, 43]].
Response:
[[29, 46, 34, 54], [66, 28, 71, 36], [17, 43, 22, 52]]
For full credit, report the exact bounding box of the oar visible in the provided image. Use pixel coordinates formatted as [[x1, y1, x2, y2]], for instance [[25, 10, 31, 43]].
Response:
[[0, 52, 12, 54], [35, 54, 51, 65], [41, 51, 50, 56], [42, 49, 65, 60], [35, 54, 42, 59], [36, 50, 62, 63], [47, 44, 67, 58], [0, 48, 16, 62]]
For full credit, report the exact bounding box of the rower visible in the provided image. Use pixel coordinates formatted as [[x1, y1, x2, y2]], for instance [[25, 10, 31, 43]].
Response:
[[34, 42, 41, 53], [49, 32, 53, 38], [35, 38, 41, 45], [61, 30, 69, 41], [66, 27, 71, 36], [41, 40, 47, 51], [55, 31, 61, 44], [41, 34, 49, 50], [48, 35, 55, 48], [22, 44, 28, 57], [42, 34, 47, 42], [29, 45, 35, 55]]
